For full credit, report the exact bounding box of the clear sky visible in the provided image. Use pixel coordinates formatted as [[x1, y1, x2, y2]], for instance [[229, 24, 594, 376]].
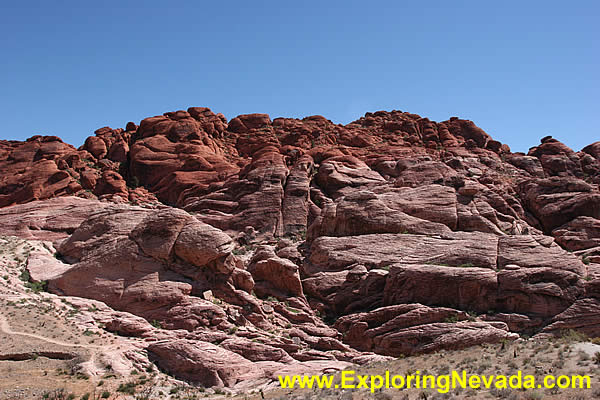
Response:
[[1, 1, 598, 153]]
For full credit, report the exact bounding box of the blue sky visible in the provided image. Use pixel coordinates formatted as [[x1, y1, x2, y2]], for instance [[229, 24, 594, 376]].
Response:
[[1, 1, 598, 152]]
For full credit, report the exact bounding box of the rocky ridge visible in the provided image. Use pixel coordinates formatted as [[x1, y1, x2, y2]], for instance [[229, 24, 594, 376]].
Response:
[[1, 107, 599, 388]]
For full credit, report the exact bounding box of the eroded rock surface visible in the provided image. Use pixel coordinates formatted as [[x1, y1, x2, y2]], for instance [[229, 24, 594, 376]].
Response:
[[1, 107, 599, 387]]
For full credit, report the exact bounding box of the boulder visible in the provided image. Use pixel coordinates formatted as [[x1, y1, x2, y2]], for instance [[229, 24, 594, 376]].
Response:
[[307, 232, 498, 274], [147, 339, 262, 387], [383, 264, 497, 313]]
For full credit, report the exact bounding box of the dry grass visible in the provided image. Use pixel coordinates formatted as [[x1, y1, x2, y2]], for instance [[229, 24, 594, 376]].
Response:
[[235, 337, 598, 399]]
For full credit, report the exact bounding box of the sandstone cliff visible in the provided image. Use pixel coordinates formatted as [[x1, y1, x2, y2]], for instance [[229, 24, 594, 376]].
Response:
[[1, 107, 599, 387]]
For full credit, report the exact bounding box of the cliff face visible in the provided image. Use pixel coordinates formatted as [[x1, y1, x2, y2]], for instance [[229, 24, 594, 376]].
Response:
[[1, 107, 599, 386]]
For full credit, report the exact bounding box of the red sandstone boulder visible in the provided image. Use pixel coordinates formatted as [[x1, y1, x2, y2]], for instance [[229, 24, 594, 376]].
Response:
[[383, 264, 497, 313], [147, 339, 262, 387], [0, 197, 110, 243], [50, 206, 246, 330], [505, 153, 545, 177], [496, 267, 584, 317], [582, 142, 600, 160], [247, 246, 305, 300], [315, 155, 385, 196], [518, 177, 600, 232], [107, 140, 129, 163], [335, 304, 517, 356], [307, 232, 499, 274], [174, 217, 236, 268], [82, 136, 107, 159], [527, 138, 587, 178], [541, 298, 600, 337], [552, 216, 600, 251]]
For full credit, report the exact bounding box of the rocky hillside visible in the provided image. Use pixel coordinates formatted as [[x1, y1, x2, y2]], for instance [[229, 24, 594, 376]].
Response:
[[1, 107, 599, 390]]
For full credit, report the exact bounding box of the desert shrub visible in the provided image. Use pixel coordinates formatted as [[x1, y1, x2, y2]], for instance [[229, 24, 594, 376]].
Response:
[[150, 320, 162, 329], [117, 382, 136, 395], [524, 391, 543, 400], [561, 329, 588, 342], [444, 315, 459, 323]]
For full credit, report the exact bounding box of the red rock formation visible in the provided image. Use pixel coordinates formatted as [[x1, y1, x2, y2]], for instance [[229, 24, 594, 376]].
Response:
[[334, 304, 518, 356], [1, 106, 599, 386]]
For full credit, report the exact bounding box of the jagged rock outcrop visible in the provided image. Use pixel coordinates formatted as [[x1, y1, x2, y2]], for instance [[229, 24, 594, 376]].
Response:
[[1, 106, 599, 387]]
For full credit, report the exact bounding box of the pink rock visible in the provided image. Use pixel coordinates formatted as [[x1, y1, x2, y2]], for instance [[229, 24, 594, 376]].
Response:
[[147, 339, 262, 387], [542, 298, 600, 337], [383, 264, 497, 313], [0, 197, 110, 244], [496, 267, 584, 317], [307, 232, 498, 274], [553, 216, 600, 251], [335, 304, 516, 356], [248, 253, 304, 299], [498, 235, 586, 275]]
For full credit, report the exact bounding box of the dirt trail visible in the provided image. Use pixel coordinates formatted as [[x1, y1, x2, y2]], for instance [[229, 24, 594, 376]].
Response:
[[0, 311, 110, 378], [0, 237, 146, 381], [0, 312, 101, 349]]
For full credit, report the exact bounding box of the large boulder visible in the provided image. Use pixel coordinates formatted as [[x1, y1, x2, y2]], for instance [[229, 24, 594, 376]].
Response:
[[383, 264, 497, 313], [518, 177, 600, 232], [49, 205, 243, 330], [147, 339, 263, 387], [0, 197, 110, 244], [307, 232, 498, 274], [335, 304, 517, 356]]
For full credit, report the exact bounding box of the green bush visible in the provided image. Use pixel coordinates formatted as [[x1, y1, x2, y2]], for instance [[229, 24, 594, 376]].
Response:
[[444, 315, 460, 323], [19, 268, 30, 282], [150, 320, 162, 329], [561, 329, 588, 342], [583, 256, 591, 265], [117, 382, 136, 394]]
